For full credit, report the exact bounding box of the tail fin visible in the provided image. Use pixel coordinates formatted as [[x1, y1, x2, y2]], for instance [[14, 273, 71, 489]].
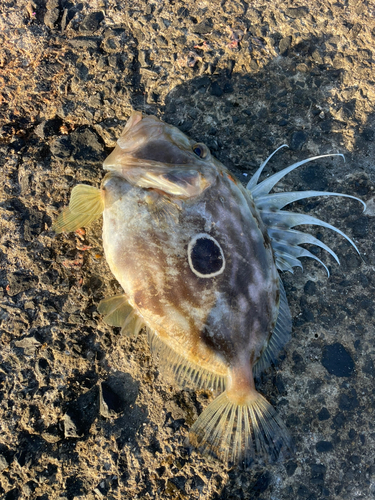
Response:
[[188, 390, 292, 467]]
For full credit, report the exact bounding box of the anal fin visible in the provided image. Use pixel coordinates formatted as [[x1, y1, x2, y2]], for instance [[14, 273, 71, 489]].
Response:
[[148, 329, 226, 391], [52, 184, 104, 233], [98, 294, 144, 338], [253, 279, 292, 378]]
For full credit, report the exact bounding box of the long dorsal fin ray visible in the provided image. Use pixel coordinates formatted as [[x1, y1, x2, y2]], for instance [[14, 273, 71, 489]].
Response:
[[253, 279, 292, 378], [147, 329, 226, 391], [246, 147, 365, 273], [52, 184, 104, 233], [251, 154, 345, 198], [254, 190, 366, 211], [246, 144, 288, 191], [272, 243, 330, 276], [98, 294, 144, 338], [260, 210, 360, 254], [267, 228, 340, 265]]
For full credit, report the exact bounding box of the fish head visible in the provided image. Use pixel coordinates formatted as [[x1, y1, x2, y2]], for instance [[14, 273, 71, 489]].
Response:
[[103, 112, 218, 199]]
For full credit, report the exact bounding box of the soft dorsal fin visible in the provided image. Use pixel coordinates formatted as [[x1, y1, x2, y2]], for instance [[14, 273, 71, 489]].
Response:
[[52, 184, 104, 233], [253, 279, 292, 378], [98, 295, 144, 338]]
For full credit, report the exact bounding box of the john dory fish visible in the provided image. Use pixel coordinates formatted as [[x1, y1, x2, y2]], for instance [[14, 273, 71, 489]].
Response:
[[53, 112, 364, 466]]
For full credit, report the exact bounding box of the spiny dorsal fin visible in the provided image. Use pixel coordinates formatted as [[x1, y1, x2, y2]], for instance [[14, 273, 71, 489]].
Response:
[[52, 184, 104, 233], [98, 294, 144, 338], [247, 148, 364, 274], [253, 279, 292, 378]]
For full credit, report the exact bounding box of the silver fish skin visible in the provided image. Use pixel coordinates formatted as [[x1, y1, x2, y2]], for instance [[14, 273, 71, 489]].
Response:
[[53, 111, 364, 467]]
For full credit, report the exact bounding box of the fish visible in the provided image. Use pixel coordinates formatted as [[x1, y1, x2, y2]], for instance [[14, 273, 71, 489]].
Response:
[[52, 111, 365, 467]]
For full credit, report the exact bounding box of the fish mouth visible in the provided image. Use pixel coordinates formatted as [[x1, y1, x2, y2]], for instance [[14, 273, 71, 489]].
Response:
[[103, 140, 199, 171], [103, 112, 212, 172]]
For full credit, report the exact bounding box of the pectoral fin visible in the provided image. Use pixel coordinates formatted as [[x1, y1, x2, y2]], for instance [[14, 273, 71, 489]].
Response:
[[52, 184, 104, 233], [129, 168, 212, 198], [98, 295, 144, 338]]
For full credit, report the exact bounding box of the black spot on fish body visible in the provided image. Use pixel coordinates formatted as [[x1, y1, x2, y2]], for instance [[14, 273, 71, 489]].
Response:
[[191, 238, 222, 274], [187, 234, 225, 278]]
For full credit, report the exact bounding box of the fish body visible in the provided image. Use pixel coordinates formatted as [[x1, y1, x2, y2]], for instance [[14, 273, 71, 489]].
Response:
[[53, 112, 364, 466]]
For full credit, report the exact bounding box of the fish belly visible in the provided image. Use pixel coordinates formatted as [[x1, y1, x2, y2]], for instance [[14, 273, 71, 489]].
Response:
[[102, 173, 279, 371]]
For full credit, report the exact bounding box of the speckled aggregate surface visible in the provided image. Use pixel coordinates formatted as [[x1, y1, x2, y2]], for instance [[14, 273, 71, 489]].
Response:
[[1, 1, 375, 499]]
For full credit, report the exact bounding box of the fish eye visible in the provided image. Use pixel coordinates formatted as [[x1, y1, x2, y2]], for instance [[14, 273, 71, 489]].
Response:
[[192, 143, 208, 159], [188, 233, 225, 279]]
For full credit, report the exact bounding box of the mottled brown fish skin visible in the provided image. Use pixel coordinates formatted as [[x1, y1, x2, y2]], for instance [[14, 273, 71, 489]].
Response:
[[101, 115, 279, 379]]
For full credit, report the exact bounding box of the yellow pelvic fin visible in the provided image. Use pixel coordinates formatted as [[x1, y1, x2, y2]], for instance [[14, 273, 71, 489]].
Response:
[[148, 329, 226, 392], [188, 390, 293, 467], [98, 295, 144, 338], [52, 184, 104, 233]]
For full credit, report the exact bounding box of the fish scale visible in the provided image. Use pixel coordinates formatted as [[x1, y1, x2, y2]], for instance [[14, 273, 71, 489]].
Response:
[[53, 111, 364, 468]]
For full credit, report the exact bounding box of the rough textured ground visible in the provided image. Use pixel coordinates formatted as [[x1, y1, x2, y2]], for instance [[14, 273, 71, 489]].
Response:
[[1, 0, 375, 499]]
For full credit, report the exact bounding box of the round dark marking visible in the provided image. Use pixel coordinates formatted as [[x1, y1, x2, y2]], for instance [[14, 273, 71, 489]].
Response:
[[188, 233, 225, 278]]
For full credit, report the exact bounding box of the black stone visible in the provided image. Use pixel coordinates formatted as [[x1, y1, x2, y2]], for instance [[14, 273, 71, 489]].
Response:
[[99, 374, 139, 418], [310, 463, 326, 485], [286, 413, 301, 427], [332, 411, 346, 429], [290, 130, 307, 150], [252, 471, 271, 494], [63, 386, 99, 437], [362, 356, 375, 376], [350, 454, 360, 465], [316, 441, 333, 453], [79, 11, 104, 33], [34, 118, 63, 139], [285, 460, 297, 477], [193, 19, 213, 34], [66, 476, 84, 500], [318, 407, 330, 421], [191, 475, 205, 490], [304, 280, 317, 296], [70, 128, 104, 162], [361, 128, 374, 141], [348, 216, 369, 239], [76, 63, 89, 81], [285, 7, 309, 18], [338, 390, 359, 411], [7, 272, 38, 297], [279, 36, 292, 55], [169, 476, 187, 493], [307, 379, 322, 395], [69, 37, 101, 50], [297, 484, 310, 497], [210, 81, 223, 97], [348, 428, 356, 439], [321, 343, 355, 377], [50, 136, 73, 158], [320, 120, 332, 133], [292, 351, 306, 374], [4, 489, 20, 500], [191, 76, 211, 92]]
